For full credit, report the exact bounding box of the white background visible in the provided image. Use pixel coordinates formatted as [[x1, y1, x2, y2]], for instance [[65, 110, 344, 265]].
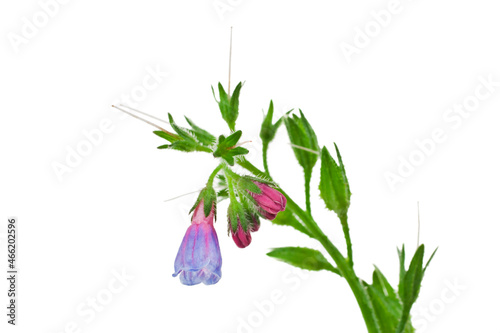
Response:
[[1, 0, 499, 332]]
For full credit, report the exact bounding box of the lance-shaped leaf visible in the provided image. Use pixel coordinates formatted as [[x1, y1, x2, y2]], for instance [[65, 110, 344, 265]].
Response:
[[319, 145, 351, 218], [212, 82, 243, 132], [155, 114, 212, 152], [267, 247, 339, 275], [184, 117, 216, 146], [271, 208, 313, 238], [395, 244, 437, 333], [364, 266, 414, 333], [153, 130, 180, 143], [284, 110, 319, 175]]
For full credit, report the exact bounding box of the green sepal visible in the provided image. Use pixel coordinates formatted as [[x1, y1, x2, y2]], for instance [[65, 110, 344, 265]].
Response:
[[212, 82, 243, 132], [260, 100, 283, 145], [227, 200, 248, 233], [237, 177, 262, 195], [213, 130, 248, 165], [319, 145, 351, 218], [189, 186, 217, 219], [267, 247, 340, 275]]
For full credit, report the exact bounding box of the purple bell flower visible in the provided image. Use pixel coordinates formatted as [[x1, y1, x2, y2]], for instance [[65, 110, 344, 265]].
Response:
[[172, 200, 222, 286]]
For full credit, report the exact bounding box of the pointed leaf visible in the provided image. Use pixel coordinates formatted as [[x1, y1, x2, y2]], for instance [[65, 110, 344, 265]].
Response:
[[319, 146, 350, 218], [184, 117, 216, 146], [283, 110, 319, 207], [267, 247, 339, 275], [271, 208, 313, 238], [153, 130, 180, 143]]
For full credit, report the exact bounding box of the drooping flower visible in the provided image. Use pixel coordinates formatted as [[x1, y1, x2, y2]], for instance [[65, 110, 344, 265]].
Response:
[[248, 181, 287, 220], [172, 200, 222, 286]]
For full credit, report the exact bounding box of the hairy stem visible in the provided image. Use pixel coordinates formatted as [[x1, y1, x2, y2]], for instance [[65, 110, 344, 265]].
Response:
[[340, 214, 353, 267], [262, 142, 270, 176], [207, 164, 224, 187], [304, 168, 312, 215], [237, 158, 381, 333], [223, 165, 238, 202]]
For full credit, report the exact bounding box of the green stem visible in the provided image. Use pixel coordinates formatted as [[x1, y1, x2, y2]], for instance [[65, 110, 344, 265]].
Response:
[[224, 166, 238, 202], [237, 158, 381, 333], [340, 214, 353, 267], [304, 169, 312, 215], [207, 164, 224, 187], [262, 142, 270, 176]]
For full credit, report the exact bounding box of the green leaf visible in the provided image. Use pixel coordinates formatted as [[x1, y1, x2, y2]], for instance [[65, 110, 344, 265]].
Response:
[[398, 245, 406, 300], [156, 114, 213, 153], [168, 113, 196, 142], [284, 110, 319, 173], [395, 244, 434, 333], [319, 146, 351, 218], [212, 82, 243, 132], [402, 245, 425, 307], [334, 143, 351, 201], [153, 130, 180, 143], [184, 117, 216, 146], [228, 82, 242, 127], [424, 247, 438, 273], [267, 247, 339, 275], [168, 141, 198, 152], [271, 208, 313, 238], [365, 264, 416, 333]]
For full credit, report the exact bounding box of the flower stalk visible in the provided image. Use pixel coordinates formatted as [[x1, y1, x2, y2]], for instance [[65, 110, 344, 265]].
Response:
[[238, 159, 382, 333]]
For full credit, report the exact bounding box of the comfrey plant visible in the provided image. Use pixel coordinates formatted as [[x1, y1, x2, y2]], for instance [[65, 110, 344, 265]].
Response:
[[113, 81, 436, 333]]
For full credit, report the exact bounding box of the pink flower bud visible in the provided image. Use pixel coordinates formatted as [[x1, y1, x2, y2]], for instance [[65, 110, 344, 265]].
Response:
[[248, 182, 287, 220], [230, 213, 260, 248], [231, 219, 252, 248]]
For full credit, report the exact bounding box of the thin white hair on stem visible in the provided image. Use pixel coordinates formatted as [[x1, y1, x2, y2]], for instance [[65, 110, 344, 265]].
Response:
[[112, 105, 170, 133], [164, 188, 204, 202], [417, 201, 421, 248], [289, 143, 320, 155], [163, 186, 225, 203], [228, 26, 233, 96], [118, 104, 169, 125]]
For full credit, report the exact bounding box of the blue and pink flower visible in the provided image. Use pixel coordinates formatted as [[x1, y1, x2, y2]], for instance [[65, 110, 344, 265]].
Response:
[[172, 200, 222, 286]]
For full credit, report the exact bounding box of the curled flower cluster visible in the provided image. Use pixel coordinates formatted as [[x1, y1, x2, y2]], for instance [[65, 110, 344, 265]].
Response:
[[173, 180, 286, 286]]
